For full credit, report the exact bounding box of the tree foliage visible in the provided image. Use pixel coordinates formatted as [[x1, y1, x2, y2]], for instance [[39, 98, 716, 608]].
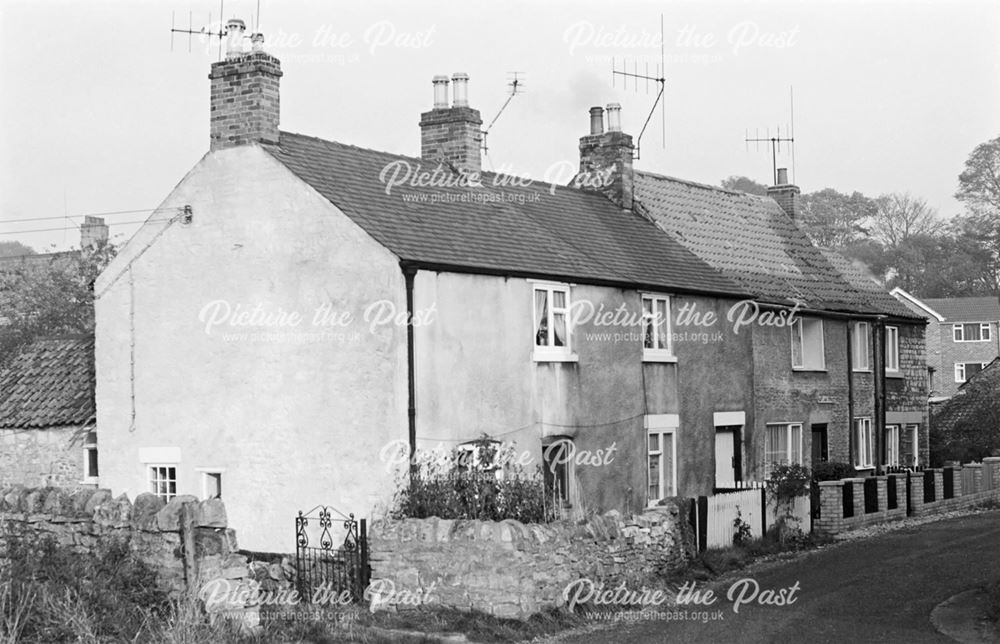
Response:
[[0, 241, 35, 258], [721, 133, 1000, 298], [0, 241, 116, 364]]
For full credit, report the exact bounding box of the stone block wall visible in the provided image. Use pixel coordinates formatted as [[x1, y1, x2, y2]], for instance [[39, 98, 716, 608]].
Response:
[[0, 427, 87, 489], [369, 500, 694, 619], [0, 486, 255, 617]]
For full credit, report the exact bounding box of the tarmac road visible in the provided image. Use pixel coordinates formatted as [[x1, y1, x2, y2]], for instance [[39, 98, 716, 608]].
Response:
[[563, 511, 1000, 643]]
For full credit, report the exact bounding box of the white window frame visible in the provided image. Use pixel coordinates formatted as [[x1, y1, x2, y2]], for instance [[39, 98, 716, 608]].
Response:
[[955, 361, 990, 383], [149, 465, 178, 501], [791, 318, 826, 371], [764, 423, 803, 476], [906, 424, 920, 468], [197, 468, 225, 500], [81, 430, 99, 484], [531, 282, 577, 362], [645, 414, 678, 506], [953, 322, 992, 343], [852, 321, 870, 371], [641, 293, 675, 362], [885, 326, 900, 374], [855, 418, 873, 469], [885, 424, 900, 467]]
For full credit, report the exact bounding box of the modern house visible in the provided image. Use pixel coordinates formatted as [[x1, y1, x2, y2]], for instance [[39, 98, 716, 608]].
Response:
[[94, 22, 928, 550], [892, 288, 1000, 398], [0, 335, 97, 489], [930, 357, 1000, 463]]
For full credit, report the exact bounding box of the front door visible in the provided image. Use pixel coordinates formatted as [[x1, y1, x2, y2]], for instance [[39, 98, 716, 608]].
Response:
[[715, 429, 737, 488], [811, 424, 828, 466]]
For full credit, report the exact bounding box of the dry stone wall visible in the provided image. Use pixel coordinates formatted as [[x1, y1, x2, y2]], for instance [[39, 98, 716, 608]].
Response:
[[369, 499, 695, 619]]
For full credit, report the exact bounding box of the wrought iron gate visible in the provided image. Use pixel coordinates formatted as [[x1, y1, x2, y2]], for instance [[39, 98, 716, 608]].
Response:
[[294, 506, 369, 602]]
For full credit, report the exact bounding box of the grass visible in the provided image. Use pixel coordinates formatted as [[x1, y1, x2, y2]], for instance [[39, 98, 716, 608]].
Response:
[[986, 580, 1000, 624], [695, 524, 828, 578]]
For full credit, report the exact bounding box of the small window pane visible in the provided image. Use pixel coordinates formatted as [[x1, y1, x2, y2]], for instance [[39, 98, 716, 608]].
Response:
[[553, 291, 566, 309], [655, 300, 668, 349]]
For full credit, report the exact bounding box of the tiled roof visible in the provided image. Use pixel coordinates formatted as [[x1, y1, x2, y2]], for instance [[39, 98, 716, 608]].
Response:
[[263, 132, 744, 297], [931, 357, 1000, 434], [0, 335, 95, 429], [633, 171, 920, 319], [921, 296, 1000, 322]]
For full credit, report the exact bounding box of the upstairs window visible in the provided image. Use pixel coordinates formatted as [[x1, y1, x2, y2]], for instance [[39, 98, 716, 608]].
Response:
[[791, 318, 825, 370], [953, 323, 991, 343], [885, 326, 900, 373], [533, 284, 574, 361], [955, 362, 990, 383], [852, 321, 870, 371], [642, 294, 674, 361]]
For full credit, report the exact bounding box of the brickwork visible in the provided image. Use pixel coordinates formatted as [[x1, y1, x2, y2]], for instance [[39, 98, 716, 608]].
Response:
[[418, 106, 483, 172], [578, 130, 634, 208], [813, 458, 1000, 537], [931, 320, 1000, 397], [751, 319, 850, 475], [0, 426, 86, 488], [209, 52, 282, 150]]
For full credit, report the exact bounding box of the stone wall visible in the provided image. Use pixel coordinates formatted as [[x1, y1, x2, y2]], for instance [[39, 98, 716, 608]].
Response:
[[0, 427, 87, 489], [0, 486, 256, 619], [369, 500, 694, 619]]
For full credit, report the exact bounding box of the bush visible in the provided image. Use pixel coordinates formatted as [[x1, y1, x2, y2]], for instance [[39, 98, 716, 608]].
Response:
[[767, 463, 811, 502], [392, 438, 555, 523], [812, 461, 855, 482]]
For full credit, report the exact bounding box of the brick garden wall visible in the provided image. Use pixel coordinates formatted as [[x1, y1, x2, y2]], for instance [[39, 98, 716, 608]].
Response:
[[369, 501, 694, 619], [813, 457, 1000, 536]]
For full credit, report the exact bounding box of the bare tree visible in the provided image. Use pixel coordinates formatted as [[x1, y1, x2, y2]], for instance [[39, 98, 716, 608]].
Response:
[[868, 193, 943, 248]]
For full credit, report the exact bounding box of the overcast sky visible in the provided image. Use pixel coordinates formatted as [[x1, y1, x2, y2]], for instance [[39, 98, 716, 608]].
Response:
[[2, 0, 998, 252]]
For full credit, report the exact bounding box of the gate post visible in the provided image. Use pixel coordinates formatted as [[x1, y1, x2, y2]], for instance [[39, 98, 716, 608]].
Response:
[[359, 518, 370, 599]]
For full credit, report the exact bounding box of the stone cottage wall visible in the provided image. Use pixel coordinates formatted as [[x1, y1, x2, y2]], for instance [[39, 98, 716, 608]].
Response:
[[369, 501, 694, 619], [0, 427, 86, 489], [0, 486, 257, 620]]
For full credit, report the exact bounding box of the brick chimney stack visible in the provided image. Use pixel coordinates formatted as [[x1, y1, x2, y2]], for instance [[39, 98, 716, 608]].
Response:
[[578, 104, 635, 209], [208, 19, 282, 151], [419, 73, 483, 173], [768, 168, 801, 220], [80, 216, 108, 249]]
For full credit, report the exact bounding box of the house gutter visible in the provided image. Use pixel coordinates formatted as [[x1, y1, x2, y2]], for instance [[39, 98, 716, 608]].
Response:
[[402, 264, 418, 468]]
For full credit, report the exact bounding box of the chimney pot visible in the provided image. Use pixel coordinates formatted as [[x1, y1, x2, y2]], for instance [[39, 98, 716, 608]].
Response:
[[432, 75, 450, 109], [452, 72, 470, 107], [589, 106, 605, 135], [225, 18, 247, 59], [606, 103, 622, 132], [250, 32, 265, 52], [776, 167, 789, 185]]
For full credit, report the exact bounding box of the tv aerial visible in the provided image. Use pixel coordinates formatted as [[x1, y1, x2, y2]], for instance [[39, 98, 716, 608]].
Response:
[[170, 0, 263, 60], [611, 14, 666, 160], [744, 87, 798, 185], [481, 72, 525, 169]]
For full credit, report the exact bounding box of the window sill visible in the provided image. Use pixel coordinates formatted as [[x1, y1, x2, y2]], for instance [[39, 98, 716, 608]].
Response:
[[854, 465, 874, 472], [885, 371, 904, 379], [852, 368, 872, 374], [80, 478, 99, 486], [792, 367, 827, 373], [642, 351, 677, 363], [532, 350, 579, 363]]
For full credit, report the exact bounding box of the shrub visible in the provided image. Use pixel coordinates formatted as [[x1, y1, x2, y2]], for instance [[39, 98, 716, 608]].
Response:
[[767, 463, 811, 502], [392, 437, 555, 523], [812, 461, 855, 482]]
